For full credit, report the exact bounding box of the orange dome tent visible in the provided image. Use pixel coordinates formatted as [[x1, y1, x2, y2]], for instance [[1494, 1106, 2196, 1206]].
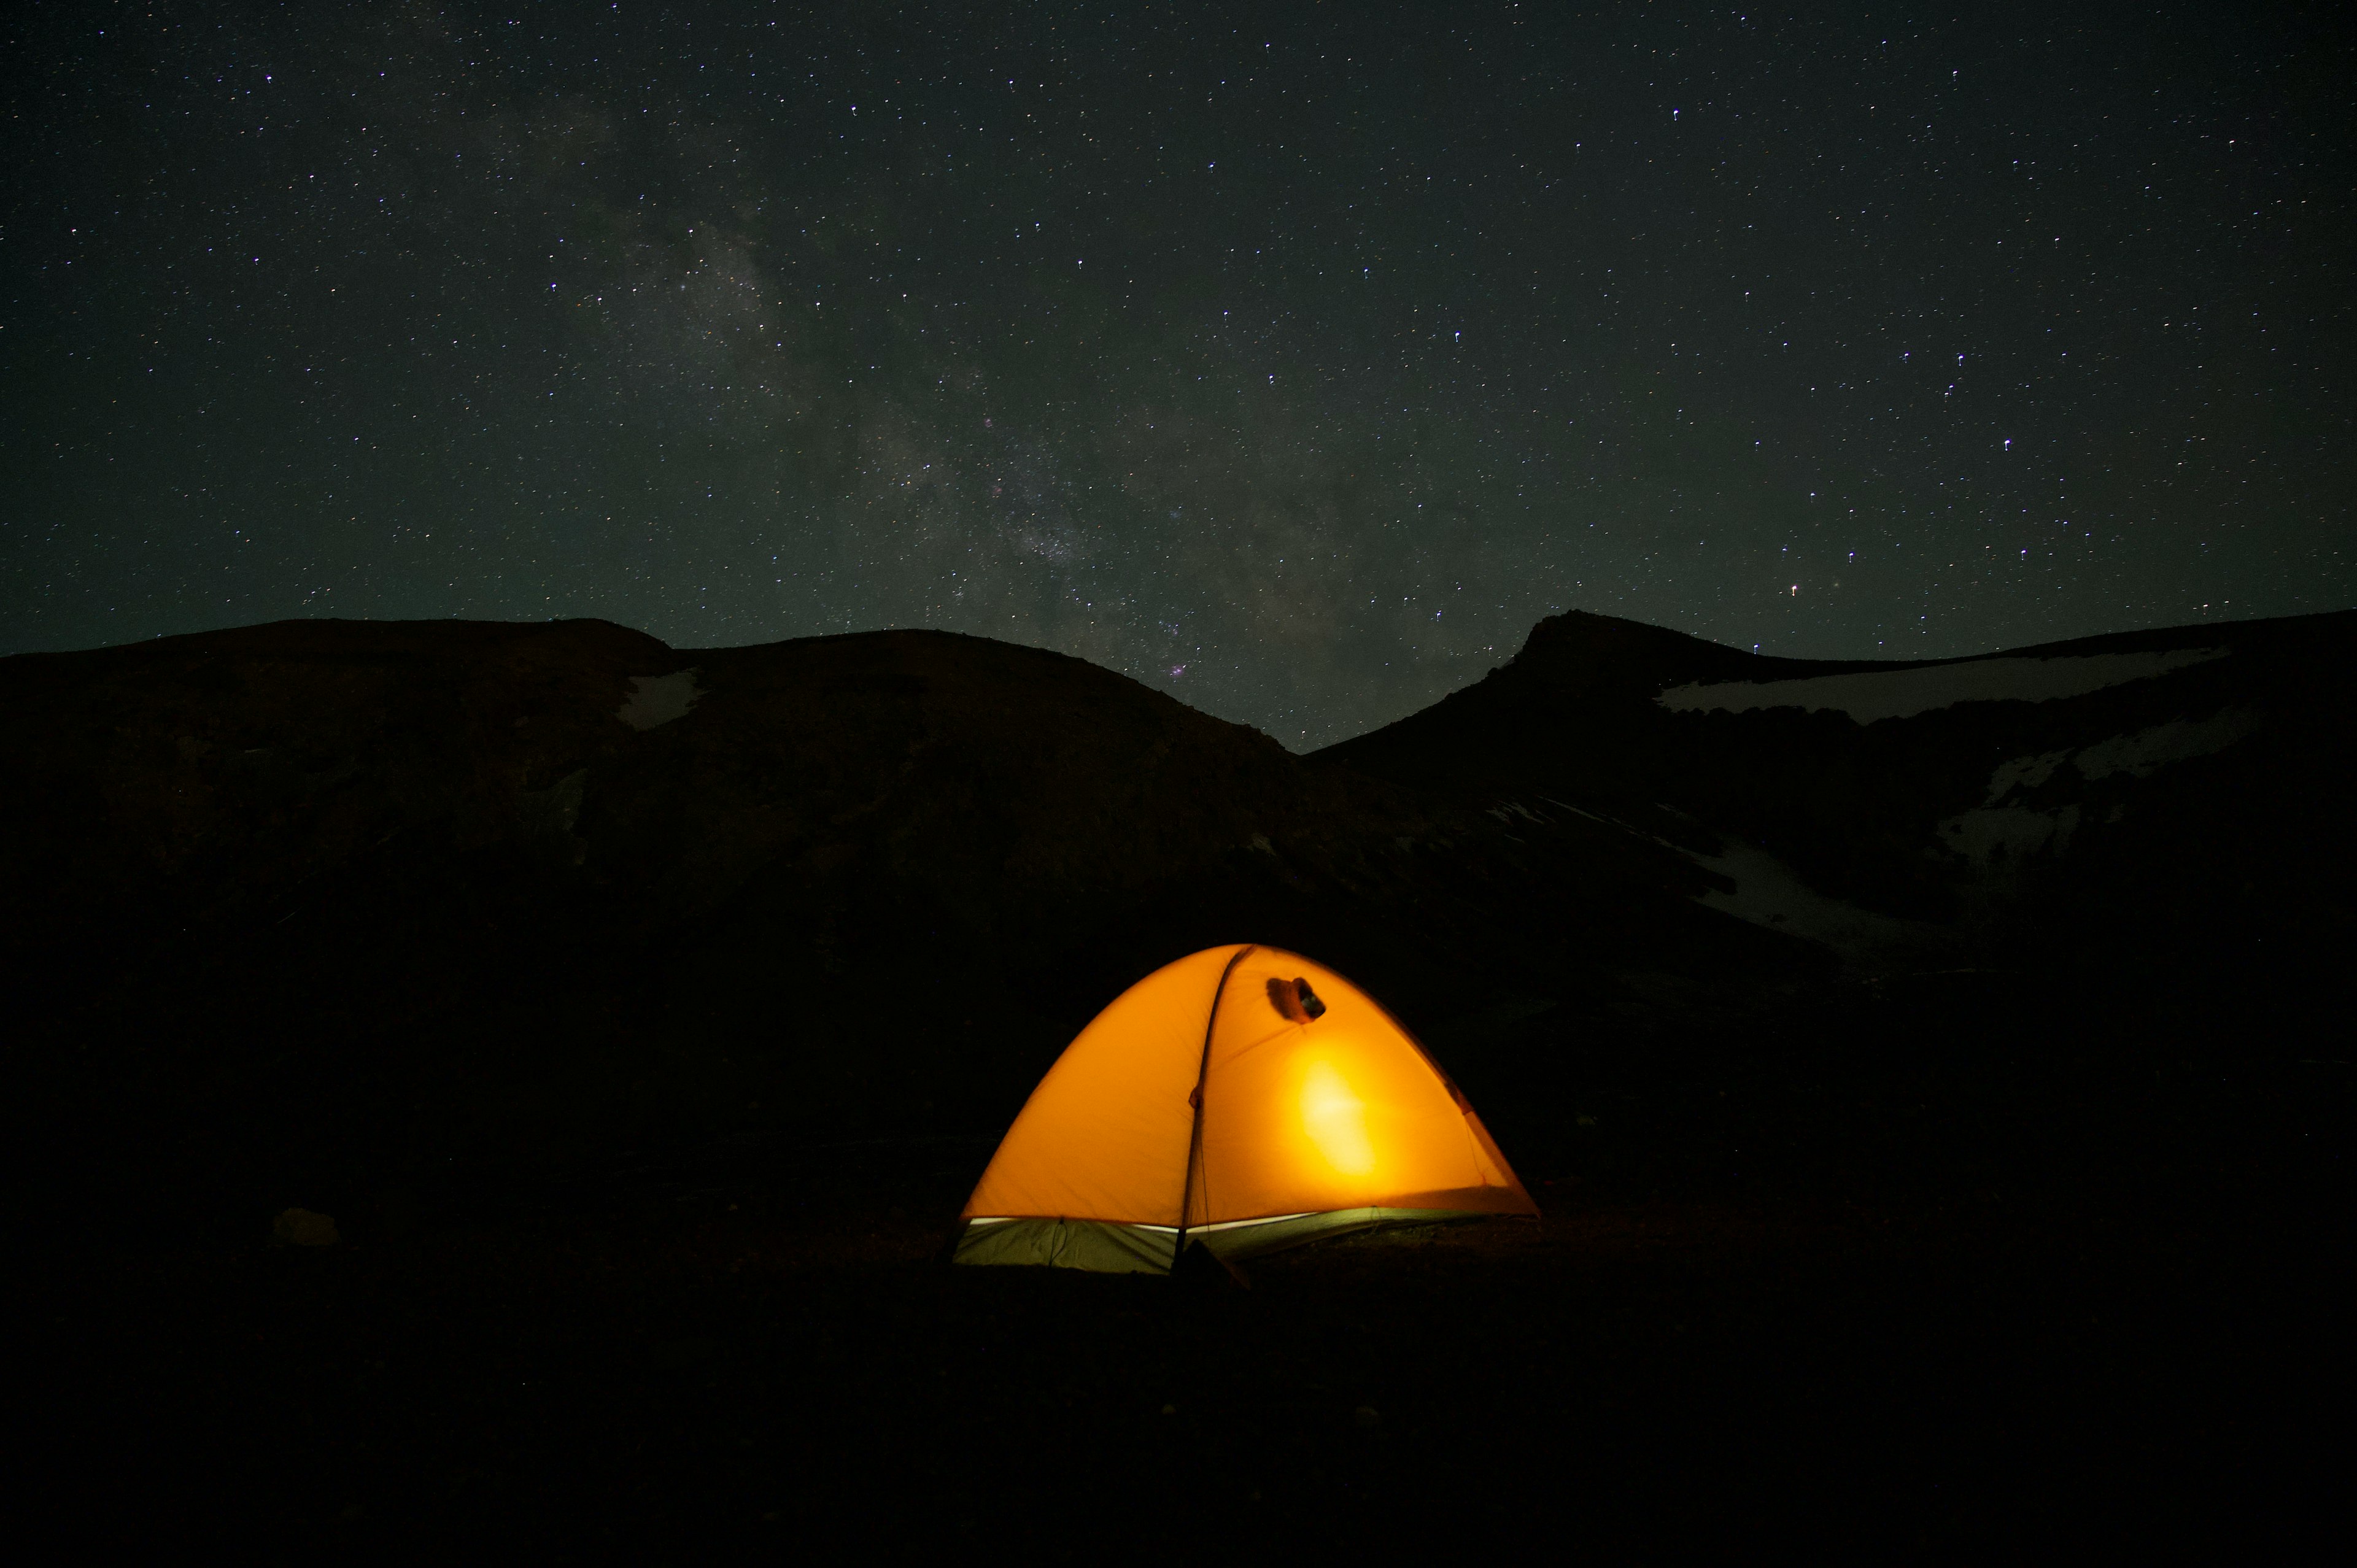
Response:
[[954, 944, 1539, 1273]]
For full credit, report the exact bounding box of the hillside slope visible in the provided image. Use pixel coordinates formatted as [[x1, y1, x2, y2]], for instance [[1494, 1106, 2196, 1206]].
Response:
[[1322, 608, 2357, 976], [9, 608, 2347, 1245], [2, 617, 1770, 1235]]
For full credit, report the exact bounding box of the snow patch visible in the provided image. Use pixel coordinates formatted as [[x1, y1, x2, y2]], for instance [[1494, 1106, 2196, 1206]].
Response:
[[1937, 805, 2080, 867], [1685, 835, 1937, 952], [1535, 795, 1948, 962], [1658, 647, 2227, 726], [1983, 751, 2071, 805], [619, 670, 703, 731], [521, 768, 587, 835], [2074, 707, 2262, 781], [1976, 706, 2263, 808]]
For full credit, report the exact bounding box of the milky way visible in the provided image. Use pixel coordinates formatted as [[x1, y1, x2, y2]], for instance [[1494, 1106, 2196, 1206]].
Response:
[[6, 2, 2350, 746]]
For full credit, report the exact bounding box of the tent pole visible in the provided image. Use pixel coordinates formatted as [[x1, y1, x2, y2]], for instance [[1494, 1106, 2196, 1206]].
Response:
[[1174, 944, 1253, 1270]]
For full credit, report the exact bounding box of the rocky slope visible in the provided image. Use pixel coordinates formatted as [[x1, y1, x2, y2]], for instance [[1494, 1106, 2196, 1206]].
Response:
[[6, 608, 2346, 1240], [3, 616, 1766, 1235], [1325, 607, 2357, 976]]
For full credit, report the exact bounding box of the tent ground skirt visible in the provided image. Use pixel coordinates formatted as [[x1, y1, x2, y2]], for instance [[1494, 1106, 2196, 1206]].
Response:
[[953, 1208, 1496, 1274]]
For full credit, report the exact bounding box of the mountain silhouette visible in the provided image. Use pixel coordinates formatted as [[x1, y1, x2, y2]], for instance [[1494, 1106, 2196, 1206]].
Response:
[[7, 608, 2348, 1235]]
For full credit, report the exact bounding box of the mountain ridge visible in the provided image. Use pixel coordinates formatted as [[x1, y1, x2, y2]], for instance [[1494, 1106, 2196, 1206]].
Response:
[[6, 606, 2347, 1242]]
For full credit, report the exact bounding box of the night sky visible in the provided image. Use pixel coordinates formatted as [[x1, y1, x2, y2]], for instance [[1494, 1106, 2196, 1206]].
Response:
[[6, 2, 2350, 747]]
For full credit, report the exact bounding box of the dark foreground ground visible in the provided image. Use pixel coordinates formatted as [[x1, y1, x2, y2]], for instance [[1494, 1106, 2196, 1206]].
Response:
[[25, 966, 2346, 1558]]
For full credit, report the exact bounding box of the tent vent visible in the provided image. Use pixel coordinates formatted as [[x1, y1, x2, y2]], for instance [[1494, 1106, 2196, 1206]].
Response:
[[1269, 976, 1327, 1024]]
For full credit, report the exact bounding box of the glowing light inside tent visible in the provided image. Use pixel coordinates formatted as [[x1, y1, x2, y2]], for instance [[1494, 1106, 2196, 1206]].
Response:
[[954, 944, 1540, 1261], [1299, 1059, 1376, 1175]]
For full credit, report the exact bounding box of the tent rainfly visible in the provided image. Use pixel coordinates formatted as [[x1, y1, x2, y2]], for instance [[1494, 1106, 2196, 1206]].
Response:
[[954, 944, 1539, 1273]]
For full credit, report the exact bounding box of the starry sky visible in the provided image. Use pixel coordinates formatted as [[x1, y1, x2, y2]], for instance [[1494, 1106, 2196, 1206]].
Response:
[[6, 1, 2351, 747]]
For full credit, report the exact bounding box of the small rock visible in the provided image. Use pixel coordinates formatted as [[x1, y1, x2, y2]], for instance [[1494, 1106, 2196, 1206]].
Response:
[[1159, 1404, 1177, 1417], [1353, 1405, 1382, 1429], [273, 1208, 339, 1247]]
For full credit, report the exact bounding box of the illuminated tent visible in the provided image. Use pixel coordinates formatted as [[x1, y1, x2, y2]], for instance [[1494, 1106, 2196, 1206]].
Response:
[[954, 944, 1538, 1273]]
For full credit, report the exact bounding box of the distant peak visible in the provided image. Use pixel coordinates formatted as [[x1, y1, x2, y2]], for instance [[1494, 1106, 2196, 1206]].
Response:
[[1507, 611, 1770, 694]]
